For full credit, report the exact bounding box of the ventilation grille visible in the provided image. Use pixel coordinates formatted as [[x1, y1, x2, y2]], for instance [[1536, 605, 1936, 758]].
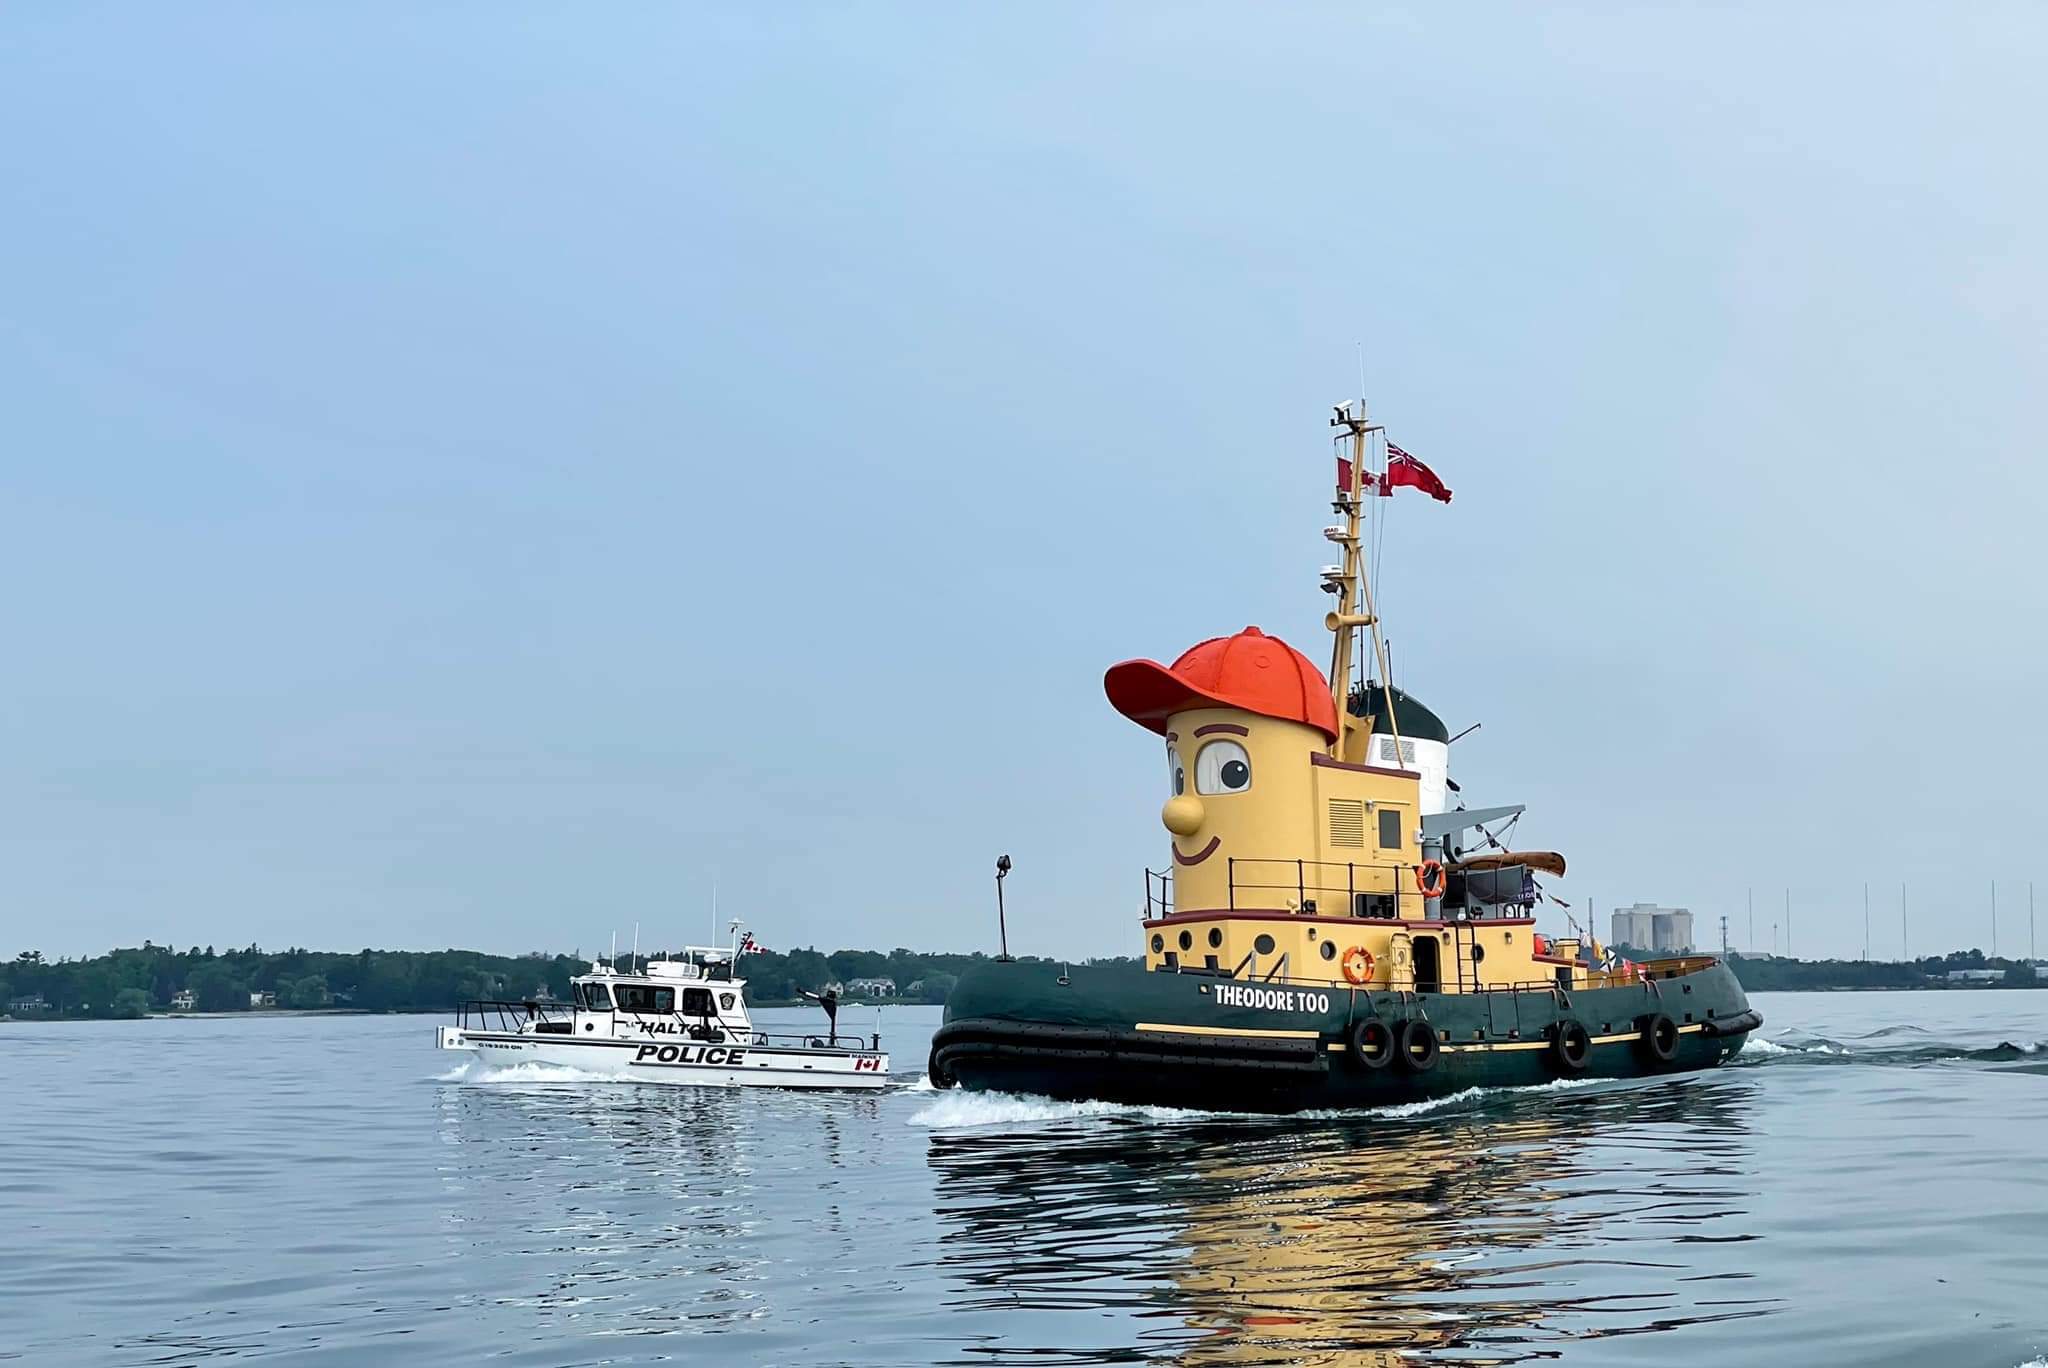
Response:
[[1377, 736, 1417, 765], [1329, 799, 1365, 848]]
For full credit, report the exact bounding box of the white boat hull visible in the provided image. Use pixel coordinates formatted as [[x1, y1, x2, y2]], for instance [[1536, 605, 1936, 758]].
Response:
[[437, 1025, 891, 1091]]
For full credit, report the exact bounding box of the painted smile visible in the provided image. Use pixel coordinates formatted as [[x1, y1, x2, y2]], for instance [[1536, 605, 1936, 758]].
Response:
[[1172, 836, 1221, 867]]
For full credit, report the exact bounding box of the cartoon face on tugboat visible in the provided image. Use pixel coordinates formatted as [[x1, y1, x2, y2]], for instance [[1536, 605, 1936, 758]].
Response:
[[930, 399, 1760, 1111]]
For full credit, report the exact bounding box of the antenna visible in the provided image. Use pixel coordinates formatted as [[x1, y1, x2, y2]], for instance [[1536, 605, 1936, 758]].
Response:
[[632, 922, 640, 975], [994, 854, 1014, 961], [609, 929, 617, 971]]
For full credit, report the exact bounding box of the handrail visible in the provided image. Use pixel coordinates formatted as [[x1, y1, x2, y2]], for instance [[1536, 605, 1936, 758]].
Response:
[[456, 998, 568, 1032], [748, 1030, 884, 1051]]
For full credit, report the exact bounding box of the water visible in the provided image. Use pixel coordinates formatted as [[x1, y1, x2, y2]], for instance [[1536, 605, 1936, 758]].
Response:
[[3, 992, 2046, 1366]]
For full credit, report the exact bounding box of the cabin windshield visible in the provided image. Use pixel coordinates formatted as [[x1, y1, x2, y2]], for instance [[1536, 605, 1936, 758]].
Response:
[[578, 982, 613, 1010], [613, 983, 675, 1015]]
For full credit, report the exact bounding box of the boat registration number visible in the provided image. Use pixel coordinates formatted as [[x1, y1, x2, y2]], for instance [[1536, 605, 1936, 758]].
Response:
[[1213, 984, 1331, 1013]]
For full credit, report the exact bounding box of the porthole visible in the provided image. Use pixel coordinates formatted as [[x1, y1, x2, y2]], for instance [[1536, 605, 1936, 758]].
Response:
[[1254, 933, 1276, 955], [1151, 934, 1164, 953], [1471, 944, 1485, 964], [1319, 940, 1337, 961], [1207, 928, 1223, 948], [1178, 930, 1193, 951]]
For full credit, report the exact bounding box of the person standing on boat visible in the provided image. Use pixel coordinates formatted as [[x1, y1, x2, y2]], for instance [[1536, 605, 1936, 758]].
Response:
[[802, 987, 840, 1043]]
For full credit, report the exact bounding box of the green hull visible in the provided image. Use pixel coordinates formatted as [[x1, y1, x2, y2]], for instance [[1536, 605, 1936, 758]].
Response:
[[931, 959, 1759, 1113]]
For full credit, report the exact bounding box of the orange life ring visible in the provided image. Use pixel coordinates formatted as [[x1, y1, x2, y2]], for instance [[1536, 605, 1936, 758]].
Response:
[[1415, 860, 1447, 899], [1341, 946, 1375, 985]]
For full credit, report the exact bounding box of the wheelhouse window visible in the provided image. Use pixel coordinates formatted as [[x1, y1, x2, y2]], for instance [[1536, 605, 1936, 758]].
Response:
[[1377, 808, 1403, 850], [578, 982, 613, 1010], [681, 987, 714, 1016], [612, 984, 675, 1014]]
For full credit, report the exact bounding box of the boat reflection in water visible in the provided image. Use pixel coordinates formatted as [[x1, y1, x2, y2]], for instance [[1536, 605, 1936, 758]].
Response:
[[924, 1078, 1771, 1365]]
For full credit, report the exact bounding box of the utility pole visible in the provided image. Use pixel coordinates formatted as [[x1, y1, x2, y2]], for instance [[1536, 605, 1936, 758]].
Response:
[[1863, 882, 1870, 962], [1773, 922, 1779, 956], [1785, 888, 1792, 960], [1720, 915, 1729, 957]]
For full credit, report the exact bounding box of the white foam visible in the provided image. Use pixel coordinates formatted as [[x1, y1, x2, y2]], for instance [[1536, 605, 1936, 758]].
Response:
[[909, 1076, 1606, 1129], [1300, 1075, 1604, 1120], [909, 1090, 1205, 1128], [437, 1059, 618, 1085]]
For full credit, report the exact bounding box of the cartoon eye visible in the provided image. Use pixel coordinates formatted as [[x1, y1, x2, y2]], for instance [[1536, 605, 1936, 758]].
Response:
[[1167, 747, 1186, 796], [1195, 740, 1251, 794]]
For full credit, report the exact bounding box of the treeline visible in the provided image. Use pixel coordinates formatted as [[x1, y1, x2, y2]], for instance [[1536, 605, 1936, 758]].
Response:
[[1, 942, 1112, 1019], [1722, 948, 2041, 992]]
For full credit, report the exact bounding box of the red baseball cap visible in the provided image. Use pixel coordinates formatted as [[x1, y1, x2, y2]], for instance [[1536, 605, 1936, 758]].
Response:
[[1104, 626, 1339, 741]]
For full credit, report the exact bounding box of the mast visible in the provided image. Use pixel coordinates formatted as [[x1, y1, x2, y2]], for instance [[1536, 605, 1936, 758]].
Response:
[[1325, 401, 1400, 765]]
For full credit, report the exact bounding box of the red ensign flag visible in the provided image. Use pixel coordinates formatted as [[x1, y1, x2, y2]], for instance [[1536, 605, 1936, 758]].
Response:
[[1337, 442, 1452, 503]]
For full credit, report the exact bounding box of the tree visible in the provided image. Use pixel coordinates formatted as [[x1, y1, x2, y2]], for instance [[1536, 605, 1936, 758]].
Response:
[[278, 974, 331, 1009], [913, 972, 957, 1003], [112, 988, 152, 1019], [188, 963, 249, 1012]]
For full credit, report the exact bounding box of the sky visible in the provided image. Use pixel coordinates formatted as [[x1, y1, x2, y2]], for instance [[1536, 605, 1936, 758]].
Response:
[[3, 5, 2044, 964]]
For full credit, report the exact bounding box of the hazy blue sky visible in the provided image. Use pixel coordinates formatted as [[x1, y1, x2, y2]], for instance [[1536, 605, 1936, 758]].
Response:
[[4, 5, 2043, 963]]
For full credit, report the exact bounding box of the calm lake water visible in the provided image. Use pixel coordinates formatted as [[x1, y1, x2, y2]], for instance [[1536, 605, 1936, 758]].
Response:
[[3, 992, 2046, 1366]]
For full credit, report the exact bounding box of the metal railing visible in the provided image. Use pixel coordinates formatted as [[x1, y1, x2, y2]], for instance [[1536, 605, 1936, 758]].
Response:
[[1226, 857, 1424, 919], [1143, 857, 1544, 924], [455, 999, 569, 1032]]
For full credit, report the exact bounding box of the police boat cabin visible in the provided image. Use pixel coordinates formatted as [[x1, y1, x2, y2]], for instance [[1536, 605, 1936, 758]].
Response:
[[930, 399, 1760, 1111], [436, 926, 889, 1090]]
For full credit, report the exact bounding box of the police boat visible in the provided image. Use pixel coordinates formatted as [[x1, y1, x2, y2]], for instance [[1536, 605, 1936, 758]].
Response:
[[929, 398, 1761, 1112], [436, 923, 890, 1089]]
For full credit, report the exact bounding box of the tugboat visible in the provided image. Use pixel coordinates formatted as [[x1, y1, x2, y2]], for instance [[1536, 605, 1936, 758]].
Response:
[[437, 924, 890, 1090], [930, 400, 1760, 1112]]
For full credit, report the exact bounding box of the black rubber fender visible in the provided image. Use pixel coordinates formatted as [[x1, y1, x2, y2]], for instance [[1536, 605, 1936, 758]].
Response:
[[1349, 1017, 1394, 1070], [1396, 1017, 1439, 1072], [1550, 1019, 1591, 1072], [1637, 1012, 1679, 1065]]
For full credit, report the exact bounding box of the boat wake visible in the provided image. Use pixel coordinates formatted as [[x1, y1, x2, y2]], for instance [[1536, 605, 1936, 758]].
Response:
[[435, 1058, 619, 1086], [907, 1075, 1608, 1130], [1738, 1030, 2045, 1066]]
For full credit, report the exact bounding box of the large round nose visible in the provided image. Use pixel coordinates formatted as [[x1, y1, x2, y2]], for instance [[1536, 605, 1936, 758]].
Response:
[[1161, 795, 1205, 837]]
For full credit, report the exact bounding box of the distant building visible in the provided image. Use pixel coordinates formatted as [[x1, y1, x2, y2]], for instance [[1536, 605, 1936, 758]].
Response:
[[845, 977, 896, 998], [1944, 968, 2005, 983], [170, 989, 196, 1010], [9, 994, 47, 1014], [1610, 903, 1694, 955], [249, 990, 278, 1009]]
